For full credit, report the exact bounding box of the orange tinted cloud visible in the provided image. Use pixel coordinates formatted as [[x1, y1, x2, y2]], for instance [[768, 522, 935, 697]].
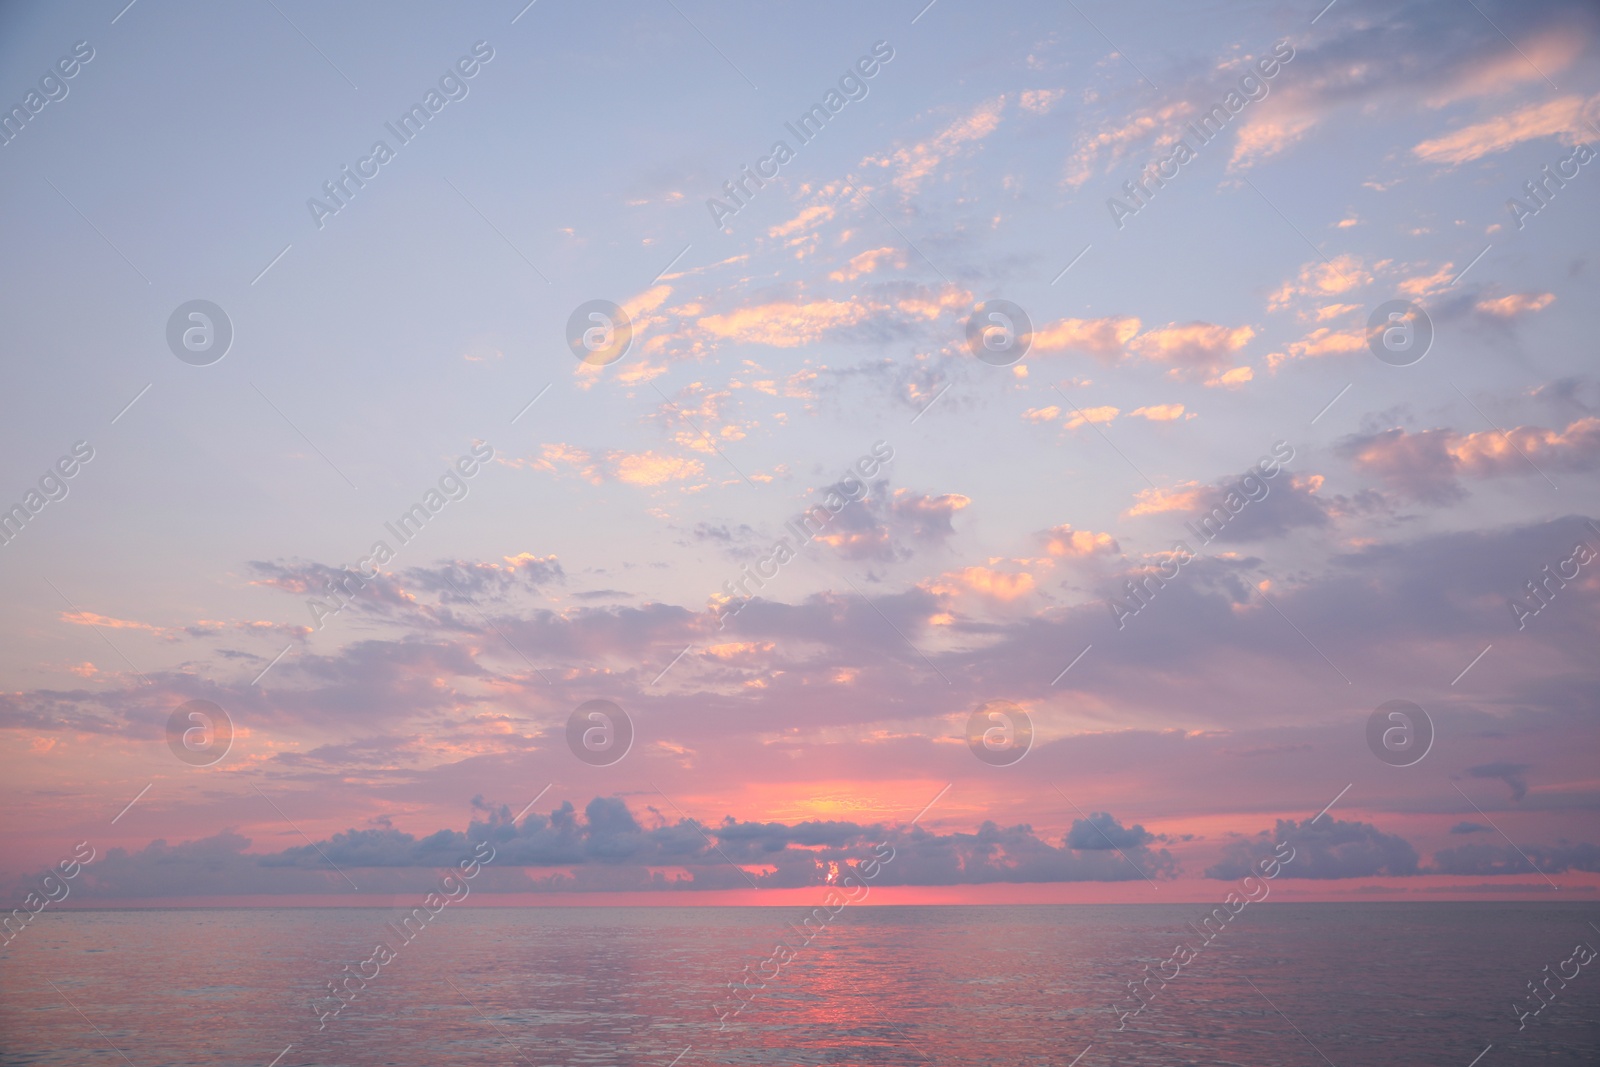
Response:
[[829, 246, 900, 281], [1042, 525, 1119, 558], [1031, 316, 1141, 360], [1020, 89, 1065, 115], [1066, 405, 1119, 429], [866, 97, 1006, 196], [60, 611, 169, 636], [1476, 293, 1555, 317], [1129, 404, 1186, 422], [1130, 322, 1255, 379], [1206, 366, 1254, 388], [1126, 481, 1203, 517], [1345, 418, 1600, 499], [1413, 95, 1594, 165], [1268, 256, 1373, 310], [520, 445, 704, 487], [698, 299, 872, 347], [927, 566, 1036, 602], [1270, 326, 1367, 366], [612, 451, 705, 486]]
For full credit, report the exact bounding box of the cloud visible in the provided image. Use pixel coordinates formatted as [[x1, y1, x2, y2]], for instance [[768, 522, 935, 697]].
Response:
[[1020, 89, 1065, 115], [864, 97, 1006, 197], [1129, 404, 1186, 422], [1064, 811, 1154, 851], [1206, 817, 1420, 879], [517, 445, 705, 487], [1412, 95, 1595, 165], [1205, 366, 1254, 389], [1268, 256, 1374, 311], [1475, 292, 1556, 318], [1340, 418, 1600, 501], [1041, 525, 1120, 559], [33, 800, 1184, 898], [1226, 1, 1598, 170], [1129, 322, 1255, 380], [1030, 316, 1141, 360], [806, 480, 970, 562], [1449, 822, 1492, 835], [924, 566, 1037, 603], [1465, 761, 1532, 802], [1066, 405, 1119, 429], [698, 299, 874, 347], [1430, 841, 1600, 876], [401, 557, 564, 603], [829, 246, 901, 282]]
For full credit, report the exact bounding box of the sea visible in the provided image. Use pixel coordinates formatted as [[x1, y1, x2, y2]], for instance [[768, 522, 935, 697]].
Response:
[[2, 903, 1596, 1065]]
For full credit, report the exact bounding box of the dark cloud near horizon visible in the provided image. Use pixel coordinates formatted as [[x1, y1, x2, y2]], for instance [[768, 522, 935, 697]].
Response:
[[1205, 817, 1420, 880], [23, 801, 1179, 899]]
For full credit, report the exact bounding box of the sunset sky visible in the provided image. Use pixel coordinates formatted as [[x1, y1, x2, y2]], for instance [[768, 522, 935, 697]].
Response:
[[2, 0, 1598, 907]]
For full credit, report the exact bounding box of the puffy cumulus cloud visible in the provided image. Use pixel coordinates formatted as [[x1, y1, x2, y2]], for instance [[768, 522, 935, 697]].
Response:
[[1063, 811, 1154, 851], [1129, 322, 1255, 380], [1126, 481, 1206, 518], [1340, 418, 1600, 501], [31, 800, 1183, 899], [1430, 840, 1600, 876], [612, 450, 705, 487], [889, 489, 970, 541], [863, 96, 1006, 197], [1129, 404, 1186, 421], [1065, 405, 1119, 429], [1041, 524, 1119, 559], [1031, 315, 1141, 361], [1269, 326, 1367, 367], [1267, 256, 1374, 311], [1413, 95, 1596, 165], [1206, 817, 1420, 879], [868, 819, 1177, 886], [923, 566, 1037, 603], [1465, 760, 1532, 802], [1475, 292, 1556, 318], [1205, 366, 1254, 389]]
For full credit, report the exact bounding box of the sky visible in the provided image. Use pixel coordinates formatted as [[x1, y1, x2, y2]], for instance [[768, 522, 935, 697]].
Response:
[[1, 0, 1597, 907]]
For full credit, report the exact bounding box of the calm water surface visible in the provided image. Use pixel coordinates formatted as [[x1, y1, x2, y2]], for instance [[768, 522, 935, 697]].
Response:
[[2, 904, 1596, 1065]]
